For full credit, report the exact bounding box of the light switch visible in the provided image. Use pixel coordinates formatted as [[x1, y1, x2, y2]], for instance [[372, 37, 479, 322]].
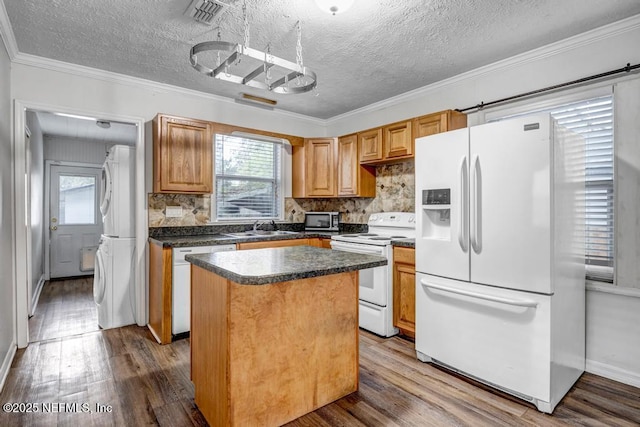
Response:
[[166, 206, 183, 217]]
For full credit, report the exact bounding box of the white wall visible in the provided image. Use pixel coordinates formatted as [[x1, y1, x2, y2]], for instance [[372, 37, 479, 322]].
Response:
[[26, 111, 44, 311], [43, 135, 114, 164], [10, 60, 326, 141], [0, 31, 16, 390]]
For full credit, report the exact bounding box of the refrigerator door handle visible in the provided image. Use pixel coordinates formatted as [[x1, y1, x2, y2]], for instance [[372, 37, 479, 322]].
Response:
[[420, 280, 539, 308], [470, 155, 482, 253], [458, 156, 468, 252]]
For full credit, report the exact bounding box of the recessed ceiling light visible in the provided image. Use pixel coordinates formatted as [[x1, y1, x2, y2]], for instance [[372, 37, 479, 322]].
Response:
[[314, 0, 355, 15]]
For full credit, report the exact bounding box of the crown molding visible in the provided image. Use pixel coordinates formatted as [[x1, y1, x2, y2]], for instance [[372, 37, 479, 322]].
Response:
[[326, 13, 640, 124], [11, 52, 326, 126], [0, 0, 18, 60]]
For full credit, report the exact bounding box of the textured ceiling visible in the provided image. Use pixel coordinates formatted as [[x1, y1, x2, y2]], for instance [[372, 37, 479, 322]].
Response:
[[5, 0, 640, 119]]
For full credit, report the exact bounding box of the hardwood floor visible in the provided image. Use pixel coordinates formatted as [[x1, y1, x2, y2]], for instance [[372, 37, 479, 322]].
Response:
[[29, 277, 99, 343], [2, 282, 639, 426]]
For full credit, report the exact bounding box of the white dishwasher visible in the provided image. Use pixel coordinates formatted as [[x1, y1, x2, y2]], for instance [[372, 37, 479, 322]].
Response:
[[172, 244, 236, 335]]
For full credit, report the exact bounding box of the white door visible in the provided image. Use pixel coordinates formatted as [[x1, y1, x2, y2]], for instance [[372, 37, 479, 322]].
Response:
[[469, 115, 552, 293], [49, 164, 103, 278], [415, 128, 470, 281]]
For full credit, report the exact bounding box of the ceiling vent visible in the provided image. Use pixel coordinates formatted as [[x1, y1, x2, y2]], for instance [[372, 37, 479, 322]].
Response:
[[185, 0, 226, 25]]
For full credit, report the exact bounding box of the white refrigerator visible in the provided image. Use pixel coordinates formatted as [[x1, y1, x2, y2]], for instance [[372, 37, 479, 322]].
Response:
[[414, 113, 586, 413]]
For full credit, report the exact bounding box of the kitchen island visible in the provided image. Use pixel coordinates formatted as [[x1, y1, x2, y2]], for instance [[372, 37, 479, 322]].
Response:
[[185, 245, 387, 427]]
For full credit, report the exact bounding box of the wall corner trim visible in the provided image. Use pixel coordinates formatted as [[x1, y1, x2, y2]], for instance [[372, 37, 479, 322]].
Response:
[[30, 275, 46, 317], [0, 0, 18, 60], [0, 342, 17, 393]]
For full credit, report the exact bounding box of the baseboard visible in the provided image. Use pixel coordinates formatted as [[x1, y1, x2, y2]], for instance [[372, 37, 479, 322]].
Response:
[[30, 275, 46, 316], [586, 359, 640, 388], [0, 341, 17, 393]]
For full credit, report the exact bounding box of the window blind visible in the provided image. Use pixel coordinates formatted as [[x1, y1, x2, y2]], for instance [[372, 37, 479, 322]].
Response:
[[495, 95, 615, 282], [214, 134, 282, 220]]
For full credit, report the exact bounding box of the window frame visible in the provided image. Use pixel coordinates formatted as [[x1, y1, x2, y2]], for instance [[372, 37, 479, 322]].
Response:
[[211, 133, 285, 222]]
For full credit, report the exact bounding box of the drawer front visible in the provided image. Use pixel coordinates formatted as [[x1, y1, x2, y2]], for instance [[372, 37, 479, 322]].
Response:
[[393, 246, 415, 265], [415, 273, 551, 401]]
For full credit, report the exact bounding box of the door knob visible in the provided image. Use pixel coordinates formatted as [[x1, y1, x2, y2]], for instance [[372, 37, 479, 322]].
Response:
[[51, 225, 57, 231]]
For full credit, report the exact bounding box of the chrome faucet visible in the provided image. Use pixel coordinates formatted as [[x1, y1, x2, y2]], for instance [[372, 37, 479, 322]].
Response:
[[253, 220, 278, 232], [253, 220, 268, 232]]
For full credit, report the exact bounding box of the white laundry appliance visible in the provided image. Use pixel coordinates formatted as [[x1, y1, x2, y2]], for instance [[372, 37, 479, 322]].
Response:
[[94, 144, 137, 329], [94, 235, 136, 329], [100, 144, 135, 238], [414, 113, 586, 413], [330, 212, 416, 337]]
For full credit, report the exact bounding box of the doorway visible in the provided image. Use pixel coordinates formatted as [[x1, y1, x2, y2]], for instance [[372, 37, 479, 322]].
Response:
[[14, 102, 146, 347]]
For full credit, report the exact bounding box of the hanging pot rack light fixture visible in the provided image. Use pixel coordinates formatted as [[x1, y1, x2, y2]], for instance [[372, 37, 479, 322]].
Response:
[[189, 0, 317, 95]]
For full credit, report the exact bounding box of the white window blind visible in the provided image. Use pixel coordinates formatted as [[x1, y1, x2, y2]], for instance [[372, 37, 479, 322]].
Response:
[[214, 134, 283, 220], [494, 95, 614, 282]]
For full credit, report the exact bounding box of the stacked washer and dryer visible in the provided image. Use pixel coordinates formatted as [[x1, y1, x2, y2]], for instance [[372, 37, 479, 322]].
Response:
[[94, 145, 136, 329]]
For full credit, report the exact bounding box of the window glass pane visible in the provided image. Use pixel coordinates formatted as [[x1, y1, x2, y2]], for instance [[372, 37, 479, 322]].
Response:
[[59, 175, 96, 225], [492, 95, 614, 281], [214, 135, 282, 220]]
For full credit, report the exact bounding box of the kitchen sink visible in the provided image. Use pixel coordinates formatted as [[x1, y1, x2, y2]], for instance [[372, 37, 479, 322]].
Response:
[[224, 230, 300, 238]]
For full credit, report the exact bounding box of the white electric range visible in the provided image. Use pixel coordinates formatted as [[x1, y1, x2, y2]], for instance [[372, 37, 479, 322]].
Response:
[[330, 212, 416, 337]]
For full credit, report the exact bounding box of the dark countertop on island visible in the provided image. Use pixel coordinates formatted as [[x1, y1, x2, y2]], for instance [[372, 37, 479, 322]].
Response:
[[186, 245, 388, 285]]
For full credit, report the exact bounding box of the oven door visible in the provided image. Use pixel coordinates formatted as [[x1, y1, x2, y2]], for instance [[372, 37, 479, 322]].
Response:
[[330, 240, 389, 306]]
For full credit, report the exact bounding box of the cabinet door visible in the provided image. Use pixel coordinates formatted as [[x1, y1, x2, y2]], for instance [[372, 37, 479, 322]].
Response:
[[358, 128, 383, 163], [413, 112, 447, 139], [384, 120, 413, 159], [336, 134, 374, 198], [305, 138, 337, 197], [413, 110, 467, 139], [393, 247, 416, 338], [154, 115, 213, 193]]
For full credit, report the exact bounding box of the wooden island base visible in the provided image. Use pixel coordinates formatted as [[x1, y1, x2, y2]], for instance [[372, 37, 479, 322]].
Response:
[[191, 265, 359, 427]]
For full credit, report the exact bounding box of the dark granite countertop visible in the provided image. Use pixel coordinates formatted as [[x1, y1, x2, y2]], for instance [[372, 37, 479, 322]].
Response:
[[149, 231, 341, 248], [391, 238, 415, 248], [186, 245, 387, 285]]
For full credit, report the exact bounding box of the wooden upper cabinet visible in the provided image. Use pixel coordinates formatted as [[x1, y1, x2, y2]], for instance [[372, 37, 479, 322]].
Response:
[[338, 134, 375, 197], [153, 114, 213, 193], [305, 138, 337, 197], [384, 120, 413, 160], [291, 137, 337, 198], [413, 109, 467, 139], [359, 120, 412, 164], [358, 128, 383, 163]]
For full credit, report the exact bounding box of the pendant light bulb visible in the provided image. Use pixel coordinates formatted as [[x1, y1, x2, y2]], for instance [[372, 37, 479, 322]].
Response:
[[314, 0, 355, 15]]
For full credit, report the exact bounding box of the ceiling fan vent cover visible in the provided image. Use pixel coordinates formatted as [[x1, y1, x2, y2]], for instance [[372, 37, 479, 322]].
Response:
[[185, 0, 225, 25]]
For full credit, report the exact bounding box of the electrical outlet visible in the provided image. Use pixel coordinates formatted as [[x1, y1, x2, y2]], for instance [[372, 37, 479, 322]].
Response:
[[166, 206, 183, 217]]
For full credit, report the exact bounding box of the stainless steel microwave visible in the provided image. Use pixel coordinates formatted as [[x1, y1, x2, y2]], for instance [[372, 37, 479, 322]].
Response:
[[304, 212, 340, 231]]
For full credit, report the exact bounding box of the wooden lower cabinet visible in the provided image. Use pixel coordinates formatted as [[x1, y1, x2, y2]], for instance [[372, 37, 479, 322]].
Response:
[[148, 240, 173, 344], [236, 238, 311, 250], [393, 246, 416, 339], [191, 266, 359, 426]]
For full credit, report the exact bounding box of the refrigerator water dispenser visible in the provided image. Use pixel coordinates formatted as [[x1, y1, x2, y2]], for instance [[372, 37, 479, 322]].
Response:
[[421, 189, 451, 240]]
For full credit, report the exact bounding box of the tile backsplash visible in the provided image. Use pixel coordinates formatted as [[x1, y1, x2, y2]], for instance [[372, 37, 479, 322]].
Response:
[[148, 161, 415, 227]]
